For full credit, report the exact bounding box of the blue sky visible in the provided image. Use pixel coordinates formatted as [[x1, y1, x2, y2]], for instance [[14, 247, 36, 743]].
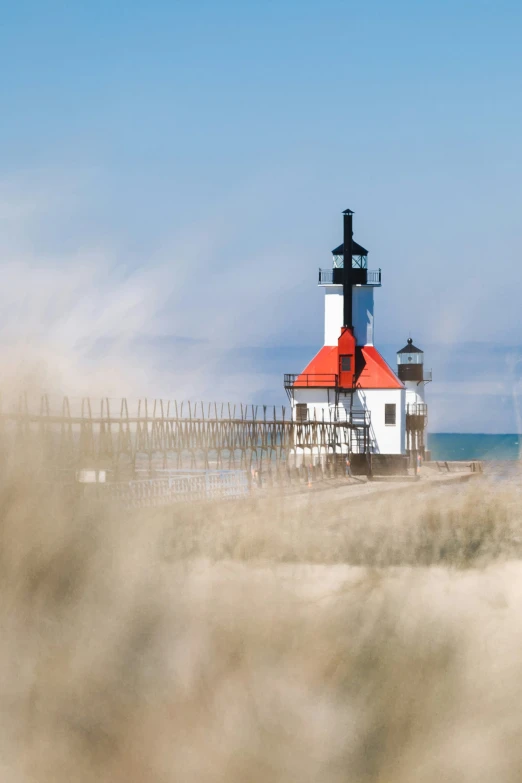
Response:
[[1, 0, 522, 430]]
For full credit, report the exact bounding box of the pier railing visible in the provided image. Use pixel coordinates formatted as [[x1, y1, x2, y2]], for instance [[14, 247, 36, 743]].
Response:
[[0, 395, 371, 479]]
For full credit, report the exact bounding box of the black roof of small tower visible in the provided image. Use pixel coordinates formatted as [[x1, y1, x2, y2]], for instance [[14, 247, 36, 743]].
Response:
[[398, 338, 423, 354]]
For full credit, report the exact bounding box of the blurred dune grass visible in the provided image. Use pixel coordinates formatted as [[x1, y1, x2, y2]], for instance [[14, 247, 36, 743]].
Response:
[[1, 424, 522, 781], [163, 479, 521, 567]]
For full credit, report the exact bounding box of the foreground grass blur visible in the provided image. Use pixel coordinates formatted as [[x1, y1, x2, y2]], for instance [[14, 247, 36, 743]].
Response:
[[164, 477, 522, 567], [1, 446, 522, 781]]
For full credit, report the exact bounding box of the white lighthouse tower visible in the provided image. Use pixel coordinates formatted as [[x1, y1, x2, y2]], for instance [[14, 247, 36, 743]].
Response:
[[396, 338, 432, 459], [284, 209, 408, 475]]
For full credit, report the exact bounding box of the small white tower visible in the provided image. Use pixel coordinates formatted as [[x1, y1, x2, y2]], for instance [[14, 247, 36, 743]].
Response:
[[396, 338, 432, 458]]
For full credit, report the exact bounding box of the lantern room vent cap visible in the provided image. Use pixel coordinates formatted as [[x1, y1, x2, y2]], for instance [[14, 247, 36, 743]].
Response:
[[398, 338, 423, 354]]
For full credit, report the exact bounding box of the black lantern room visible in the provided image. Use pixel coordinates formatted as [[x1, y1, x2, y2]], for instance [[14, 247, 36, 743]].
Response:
[[397, 338, 424, 382]]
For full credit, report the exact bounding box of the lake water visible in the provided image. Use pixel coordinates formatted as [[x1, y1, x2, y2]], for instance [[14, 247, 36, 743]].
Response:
[[429, 433, 522, 462]]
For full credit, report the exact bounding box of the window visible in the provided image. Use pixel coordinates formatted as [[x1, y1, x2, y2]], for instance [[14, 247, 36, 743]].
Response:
[[397, 353, 423, 365], [295, 403, 308, 423], [351, 254, 368, 269], [385, 404, 396, 426], [341, 355, 352, 372]]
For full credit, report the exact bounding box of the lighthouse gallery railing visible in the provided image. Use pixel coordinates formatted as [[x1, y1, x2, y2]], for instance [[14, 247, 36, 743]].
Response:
[[318, 268, 382, 285], [284, 373, 338, 388]]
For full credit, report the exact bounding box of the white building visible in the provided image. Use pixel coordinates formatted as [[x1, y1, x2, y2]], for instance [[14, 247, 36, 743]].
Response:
[[284, 208, 426, 475]]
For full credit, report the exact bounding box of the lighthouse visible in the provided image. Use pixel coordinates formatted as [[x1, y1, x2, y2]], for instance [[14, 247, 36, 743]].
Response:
[[284, 209, 408, 475], [397, 338, 432, 459]]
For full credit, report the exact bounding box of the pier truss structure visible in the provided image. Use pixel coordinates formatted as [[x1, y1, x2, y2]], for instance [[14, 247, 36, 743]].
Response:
[[0, 396, 371, 480]]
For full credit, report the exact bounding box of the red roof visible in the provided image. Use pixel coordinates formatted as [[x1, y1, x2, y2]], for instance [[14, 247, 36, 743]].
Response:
[[293, 346, 338, 387], [295, 345, 404, 390], [358, 346, 404, 389]]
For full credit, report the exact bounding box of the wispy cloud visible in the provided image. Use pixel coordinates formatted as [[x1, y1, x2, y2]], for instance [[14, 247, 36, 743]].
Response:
[[0, 170, 308, 404]]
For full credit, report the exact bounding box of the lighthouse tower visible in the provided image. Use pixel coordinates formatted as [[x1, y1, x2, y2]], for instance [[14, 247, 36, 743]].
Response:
[[284, 209, 407, 474], [397, 338, 432, 459]]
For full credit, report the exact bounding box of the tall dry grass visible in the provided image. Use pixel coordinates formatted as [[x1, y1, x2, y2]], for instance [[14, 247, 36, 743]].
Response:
[[164, 478, 522, 567], [2, 435, 522, 781]]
